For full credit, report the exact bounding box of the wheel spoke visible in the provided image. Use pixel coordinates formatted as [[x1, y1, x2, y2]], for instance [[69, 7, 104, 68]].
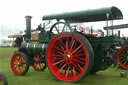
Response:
[[15, 58, 19, 62], [21, 65, 26, 68], [73, 58, 85, 64], [55, 26, 60, 33], [18, 66, 21, 72], [73, 48, 84, 55], [55, 57, 64, 61], [67, 37, 70, 50], [58, 64, 66, 73], [73, 66, 76, 76], [72, 45, 82, 54], [69, 65, 75, 77], [76, 63, 83, 70], [72, 62, 81, 72], [72, 40, 78, 50], [15, 65, 18, 68], [66, 39, 68, 50], [70, 40, 75, 50], [59, 43, 65, 51], [65, 66, 70, 77], [39, 63, 41, 68], [62, 24, 66, 32], [123, 61, 128, 65], [19, 62, 26, 66], [58, 39, 66, 49], [73, 53, 85, 57], [58, 61, 65, 68], [54, 46, 65, 52], [75, 56, 85, 61], [55, 50, 64, 55], [52, 54, 63, 57], [53, 60, 64, 66], [20, 66, 24, 72]]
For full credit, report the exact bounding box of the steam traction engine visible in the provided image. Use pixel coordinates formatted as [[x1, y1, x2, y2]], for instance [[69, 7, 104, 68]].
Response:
[[104, 24, 128, 70], [10, 7, 124, 82]]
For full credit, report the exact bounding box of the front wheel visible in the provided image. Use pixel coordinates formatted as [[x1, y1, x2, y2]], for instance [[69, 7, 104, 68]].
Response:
[[11, 52, 29, 75], [46, 32, 94, 82]]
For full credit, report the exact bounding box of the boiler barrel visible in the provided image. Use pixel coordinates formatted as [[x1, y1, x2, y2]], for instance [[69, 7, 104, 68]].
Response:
[[19, 42, 47, 56]]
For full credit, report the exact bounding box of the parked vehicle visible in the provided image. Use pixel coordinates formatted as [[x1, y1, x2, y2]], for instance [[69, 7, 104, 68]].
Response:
[[9, 6, 124, 82]]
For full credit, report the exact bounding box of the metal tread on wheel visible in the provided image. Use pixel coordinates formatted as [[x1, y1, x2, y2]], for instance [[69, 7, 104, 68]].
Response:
[[46, 32, 94, 82], [117, 46, 128, 70]]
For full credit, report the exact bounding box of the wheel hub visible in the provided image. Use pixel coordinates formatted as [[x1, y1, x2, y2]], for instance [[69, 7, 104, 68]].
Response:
[[65, 52, 72, 63], [17, 61, 23, 66], [65, 54, 70, 62], [18, 62, 20, 65]]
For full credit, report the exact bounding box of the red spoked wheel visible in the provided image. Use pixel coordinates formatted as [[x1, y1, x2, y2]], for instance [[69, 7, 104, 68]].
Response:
[[11, 52, 29, 75], [0, 72, 8, 85], [117, 46, 128, 70], [32, 55, 46, 71], [47, 32, 94, 82]]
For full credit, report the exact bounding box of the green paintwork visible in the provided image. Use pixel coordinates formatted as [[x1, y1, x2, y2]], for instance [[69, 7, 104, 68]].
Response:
[[43, 6, 123, 23], [89, 37, 121, 71], [104, 24, 128, 30], [26, 42, 47, 55], [19, 42, 48, 56], [39, 33, 49, 42]]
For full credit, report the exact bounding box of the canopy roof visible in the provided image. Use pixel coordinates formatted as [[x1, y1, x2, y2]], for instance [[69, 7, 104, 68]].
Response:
[[104, 24, 128, 30], [43, 6, 123, 23]]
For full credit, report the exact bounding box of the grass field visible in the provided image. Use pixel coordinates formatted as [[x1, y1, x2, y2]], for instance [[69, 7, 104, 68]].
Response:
[[0, 47, 128, 85]]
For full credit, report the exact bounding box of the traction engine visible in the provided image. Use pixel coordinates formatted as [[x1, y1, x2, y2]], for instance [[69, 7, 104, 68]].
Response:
[[9, 6, 126, 82]]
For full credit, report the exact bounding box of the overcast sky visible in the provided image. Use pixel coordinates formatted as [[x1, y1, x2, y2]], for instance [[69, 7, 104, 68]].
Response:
[[0, 0, 128, 40]]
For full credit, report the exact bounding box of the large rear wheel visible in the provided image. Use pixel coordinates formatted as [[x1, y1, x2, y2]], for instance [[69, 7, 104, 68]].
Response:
[[46, 32, 94, 82]]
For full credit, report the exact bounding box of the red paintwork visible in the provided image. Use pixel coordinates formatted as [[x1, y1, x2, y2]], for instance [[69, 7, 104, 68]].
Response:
[[0, 77, 2, 81]]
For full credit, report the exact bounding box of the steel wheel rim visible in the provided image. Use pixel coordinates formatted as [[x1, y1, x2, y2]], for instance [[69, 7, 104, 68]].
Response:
[[11, 54, 27, 75], [32, 56, 46, 71], [47, 34, 88, 82], [117, 46, 128, 69]]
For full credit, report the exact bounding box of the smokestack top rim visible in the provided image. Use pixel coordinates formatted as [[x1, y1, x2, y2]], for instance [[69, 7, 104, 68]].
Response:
[[25, 16, 32, 18]]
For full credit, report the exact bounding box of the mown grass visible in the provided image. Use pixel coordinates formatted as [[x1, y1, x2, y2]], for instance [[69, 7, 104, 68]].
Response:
[[0, 47, 128, 85]]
